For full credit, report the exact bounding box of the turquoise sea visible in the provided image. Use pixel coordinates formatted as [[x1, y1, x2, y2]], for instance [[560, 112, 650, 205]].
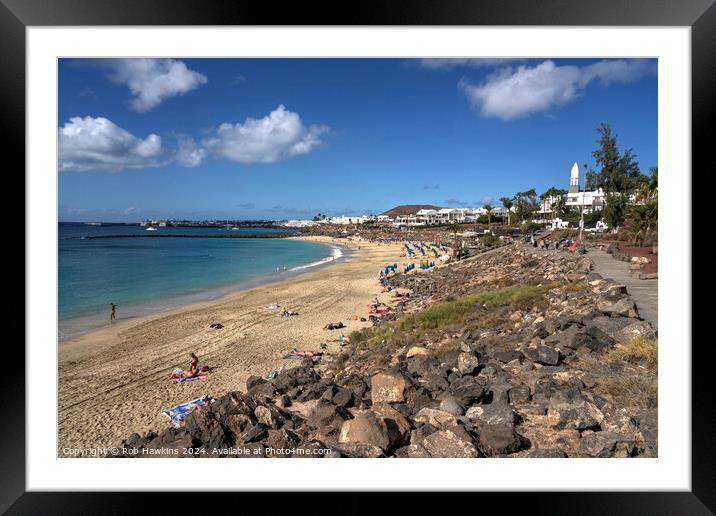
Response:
[[58, 223, 343, 339]]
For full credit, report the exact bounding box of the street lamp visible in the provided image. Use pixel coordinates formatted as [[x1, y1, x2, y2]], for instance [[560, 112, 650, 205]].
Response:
[[578, 192, 585, 243]]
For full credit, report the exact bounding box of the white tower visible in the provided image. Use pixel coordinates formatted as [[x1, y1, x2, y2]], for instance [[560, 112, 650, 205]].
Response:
[[568, 162, 580, 194]]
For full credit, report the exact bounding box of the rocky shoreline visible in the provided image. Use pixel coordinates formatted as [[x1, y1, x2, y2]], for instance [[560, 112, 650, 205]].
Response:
[[112, 244, 657, 458]]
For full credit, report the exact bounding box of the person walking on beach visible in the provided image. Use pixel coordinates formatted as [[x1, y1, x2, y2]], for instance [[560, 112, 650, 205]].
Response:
[[109, 303, 116, 321]]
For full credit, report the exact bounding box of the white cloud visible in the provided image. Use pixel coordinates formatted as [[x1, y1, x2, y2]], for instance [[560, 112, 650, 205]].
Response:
[[203, 105, 329, 163], [59, 106, 328, 172], [174, 136, 206, 168], [580, 59, 656, 86], [59, 116, 164, 172], [418, 58, 524, 70], [459, 59, 655, 120], [104, 58, 207, 112]]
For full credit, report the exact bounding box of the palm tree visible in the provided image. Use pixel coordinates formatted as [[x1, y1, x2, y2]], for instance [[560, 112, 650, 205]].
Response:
[[636, 166, 658, 203], [627, 200, 657, 247], [540, 187, 568, 222], [483, 203, 493, 229], [449, 222, 460, 240], [499, 197, 513, 225]]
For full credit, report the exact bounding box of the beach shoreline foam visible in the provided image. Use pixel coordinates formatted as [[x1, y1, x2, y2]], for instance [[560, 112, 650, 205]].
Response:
[[58, 236, 404, 455]]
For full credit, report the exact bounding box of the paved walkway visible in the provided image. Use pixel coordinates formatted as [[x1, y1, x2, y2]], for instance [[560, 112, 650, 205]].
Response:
[[588, 248, 658, 330]]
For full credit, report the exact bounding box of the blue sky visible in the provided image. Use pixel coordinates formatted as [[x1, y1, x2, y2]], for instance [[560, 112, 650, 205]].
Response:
[[58, 58, 657, 221]]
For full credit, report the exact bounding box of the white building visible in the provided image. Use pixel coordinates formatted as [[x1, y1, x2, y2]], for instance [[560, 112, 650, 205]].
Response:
[[565, 162, 605, 214], [329, 215, 371, 225], [282, 219, 317, 228], [536, 195, 563, 218]]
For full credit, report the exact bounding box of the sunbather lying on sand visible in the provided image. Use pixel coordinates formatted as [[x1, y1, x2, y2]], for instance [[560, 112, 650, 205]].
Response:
[[285, 348, 322, 358], [323, 322, 345, 330], [280, 309, 299, 317]]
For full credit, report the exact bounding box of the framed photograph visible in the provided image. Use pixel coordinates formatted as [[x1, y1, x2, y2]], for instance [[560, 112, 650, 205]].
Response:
[[9, 0, 710, 511]]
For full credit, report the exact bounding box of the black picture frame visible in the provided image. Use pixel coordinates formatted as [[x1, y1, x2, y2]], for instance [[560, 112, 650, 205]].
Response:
[[6, 0, 709, 513]]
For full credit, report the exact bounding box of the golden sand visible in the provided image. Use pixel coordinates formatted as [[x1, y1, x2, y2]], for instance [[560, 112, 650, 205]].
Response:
[[58, 236, 406, 455]]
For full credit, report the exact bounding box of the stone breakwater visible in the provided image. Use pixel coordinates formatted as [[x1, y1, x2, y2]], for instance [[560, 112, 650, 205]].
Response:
[[112, 245, 657, 458]]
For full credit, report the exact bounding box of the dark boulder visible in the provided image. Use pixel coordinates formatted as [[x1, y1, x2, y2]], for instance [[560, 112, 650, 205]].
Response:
[[466, 403, 521, 455], [508, 385, 531, 404], [529, 448, 568, 458], [547, 401, 604, 431], [580, 431, 636, 457], [523, 345, 561, 366], [447, 375, 488, 405], [241, 423, 268, 443]]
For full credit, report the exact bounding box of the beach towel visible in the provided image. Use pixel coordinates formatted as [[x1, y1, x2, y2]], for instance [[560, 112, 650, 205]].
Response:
[[161, 396, 214, 427], [174, 375, 208, 384]]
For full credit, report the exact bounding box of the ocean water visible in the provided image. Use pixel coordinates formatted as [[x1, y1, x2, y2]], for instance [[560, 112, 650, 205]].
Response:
[[58, 224, 343, 339]]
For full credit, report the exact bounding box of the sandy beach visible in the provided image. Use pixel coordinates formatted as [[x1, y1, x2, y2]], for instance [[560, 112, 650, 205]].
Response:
[[58, 236, 406, 455]]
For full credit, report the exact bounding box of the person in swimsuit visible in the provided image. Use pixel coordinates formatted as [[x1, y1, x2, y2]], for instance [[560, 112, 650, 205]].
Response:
[[110, 303, 116, 321], [183, 353, 200, 378]]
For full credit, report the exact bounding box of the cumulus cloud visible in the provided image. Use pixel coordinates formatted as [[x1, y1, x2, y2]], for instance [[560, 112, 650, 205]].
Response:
[[203, 105, 329, 163], [174, 136, 206, 168], [459, 59, 655, 120], [103, 58, 207, 112], [59, 106, 328, 172], [59, 116, 164, 172]]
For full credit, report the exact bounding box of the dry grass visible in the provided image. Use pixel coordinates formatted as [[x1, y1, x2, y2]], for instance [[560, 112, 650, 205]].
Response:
[[598, 371, 658, 409], [562, 281, 592, 294], [333, 351, 350, 370], [583, 338, 658, 409], [606, 337, 658, 370]]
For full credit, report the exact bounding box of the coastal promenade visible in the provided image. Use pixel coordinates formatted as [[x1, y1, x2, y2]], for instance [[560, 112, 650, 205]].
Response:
[[588, 248, 658, 330]]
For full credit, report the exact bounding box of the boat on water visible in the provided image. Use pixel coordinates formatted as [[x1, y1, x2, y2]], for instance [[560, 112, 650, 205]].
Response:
[[231, 227, 240, 230], [146, 227, 158, 231]]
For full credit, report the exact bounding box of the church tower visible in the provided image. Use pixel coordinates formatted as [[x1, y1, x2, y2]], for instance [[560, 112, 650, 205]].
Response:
[[568, 162, 580, 194]]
